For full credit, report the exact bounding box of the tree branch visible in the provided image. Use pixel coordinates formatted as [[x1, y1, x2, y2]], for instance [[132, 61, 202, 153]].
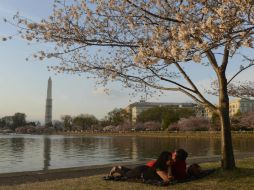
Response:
[[147, 66, 196, 93], [174, 62, 217, 110], [228, 62, 254, 85], [126, 0, 183, 23]]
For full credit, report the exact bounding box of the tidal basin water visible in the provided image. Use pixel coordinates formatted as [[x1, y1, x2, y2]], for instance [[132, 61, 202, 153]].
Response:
[[0, 134, 253, 173]]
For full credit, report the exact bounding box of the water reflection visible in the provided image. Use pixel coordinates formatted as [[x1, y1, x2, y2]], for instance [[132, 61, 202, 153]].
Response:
[[0, 134, 253, 173], [43, 137, 51, 171], [10, 137, 25, 161]]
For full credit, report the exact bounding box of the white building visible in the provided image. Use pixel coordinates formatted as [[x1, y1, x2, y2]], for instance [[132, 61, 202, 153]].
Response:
[[125, 101, 197, 123], [199, 98, 254, 118], [229, 98, 254, 116]]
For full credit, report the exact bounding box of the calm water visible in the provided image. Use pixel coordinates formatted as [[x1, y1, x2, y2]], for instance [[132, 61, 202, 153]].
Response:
[[0, 134, 253, 173]]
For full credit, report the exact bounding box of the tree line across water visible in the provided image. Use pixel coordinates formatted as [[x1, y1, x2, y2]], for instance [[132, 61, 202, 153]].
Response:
[[1, 106, 254, 133]]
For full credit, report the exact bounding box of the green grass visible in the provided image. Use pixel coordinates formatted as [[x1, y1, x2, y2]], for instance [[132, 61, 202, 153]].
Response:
[[1, 158, 254, 190]]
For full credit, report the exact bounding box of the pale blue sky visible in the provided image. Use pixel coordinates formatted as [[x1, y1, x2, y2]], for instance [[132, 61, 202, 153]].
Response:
[[0, 0, 253, 123]]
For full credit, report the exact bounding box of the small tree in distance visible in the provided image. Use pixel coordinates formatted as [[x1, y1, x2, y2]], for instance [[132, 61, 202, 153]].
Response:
[[61, 115, 72, 131], [73, 114, 98, 131], [103, 108, 130, 126], [6, 0, 254, 170]]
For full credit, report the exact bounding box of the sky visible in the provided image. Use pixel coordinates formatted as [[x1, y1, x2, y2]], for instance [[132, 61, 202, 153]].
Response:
[[0, 0, 253, 123]]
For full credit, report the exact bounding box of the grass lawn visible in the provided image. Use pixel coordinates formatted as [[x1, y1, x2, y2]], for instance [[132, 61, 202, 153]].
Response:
[[0, 158, 254, 190]]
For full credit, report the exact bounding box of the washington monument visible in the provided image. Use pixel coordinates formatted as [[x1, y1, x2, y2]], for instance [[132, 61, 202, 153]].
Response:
[[45, 77, 52, 125]]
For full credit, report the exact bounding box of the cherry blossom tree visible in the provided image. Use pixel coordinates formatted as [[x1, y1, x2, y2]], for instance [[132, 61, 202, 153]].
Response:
[[6, 0, 254, 170], [168, 116, 211, 131], [232, 112, 254, 130]]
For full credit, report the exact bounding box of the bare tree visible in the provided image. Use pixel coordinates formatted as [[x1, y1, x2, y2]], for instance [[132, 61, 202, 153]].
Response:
[[5, 0, 254, 170]]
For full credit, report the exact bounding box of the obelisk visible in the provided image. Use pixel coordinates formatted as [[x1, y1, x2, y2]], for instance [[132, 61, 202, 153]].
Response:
[[45, 77, 52, 125]]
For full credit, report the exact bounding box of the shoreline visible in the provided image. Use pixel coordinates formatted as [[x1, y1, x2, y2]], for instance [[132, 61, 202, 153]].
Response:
[[54, 131, 254, 138], [1, 131, 254, 138], [1, 152, 254, 186]]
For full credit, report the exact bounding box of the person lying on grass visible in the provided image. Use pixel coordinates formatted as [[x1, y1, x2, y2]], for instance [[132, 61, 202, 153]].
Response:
[[147, 148, 188, 181], [108, 151, 173, 182]]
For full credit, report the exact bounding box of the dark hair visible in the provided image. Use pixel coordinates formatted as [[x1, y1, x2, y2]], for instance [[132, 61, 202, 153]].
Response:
[[175, 149, 188, 161], [153, 151, 171, 171]]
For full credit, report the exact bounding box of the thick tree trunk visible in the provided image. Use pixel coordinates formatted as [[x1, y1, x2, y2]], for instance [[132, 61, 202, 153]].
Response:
[[218, 73, 235, 170]]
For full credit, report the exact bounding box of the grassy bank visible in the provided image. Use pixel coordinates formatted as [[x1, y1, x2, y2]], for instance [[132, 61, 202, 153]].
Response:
[[55, 131, 254, 138], [1, 158, 254, 190]]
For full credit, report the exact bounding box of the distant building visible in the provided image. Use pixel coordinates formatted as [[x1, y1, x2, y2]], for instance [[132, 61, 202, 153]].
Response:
[[125, 100, 197, 123], [199, 98, 254, 119], [229, 98, 254, 116]]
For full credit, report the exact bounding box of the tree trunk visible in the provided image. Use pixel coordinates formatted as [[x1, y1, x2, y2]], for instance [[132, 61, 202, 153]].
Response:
[[218, 72, 235, 170]]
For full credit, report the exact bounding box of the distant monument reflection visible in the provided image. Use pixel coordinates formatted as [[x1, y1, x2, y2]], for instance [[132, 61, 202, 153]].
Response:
[[43, 137, 51, 171]]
